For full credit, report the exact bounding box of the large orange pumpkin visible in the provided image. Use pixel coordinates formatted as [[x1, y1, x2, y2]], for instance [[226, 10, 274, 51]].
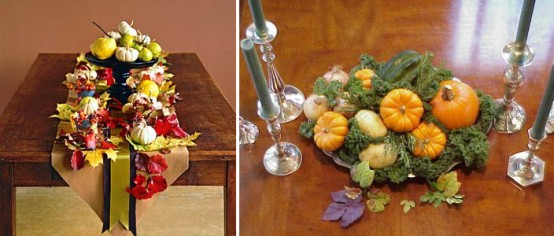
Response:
[[380, 89, 424, 132], [411, 123, 447, 159], [430, 80, 479, 130], [314, 111, 349, 152], [355, 69, 374, 89]]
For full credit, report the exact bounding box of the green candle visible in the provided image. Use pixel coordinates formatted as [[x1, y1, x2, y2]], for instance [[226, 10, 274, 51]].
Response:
[[241, 38, 278, 119], [248, 0, 268, 36], [515, 0, 535, 47], [530, 61, 554, 139]]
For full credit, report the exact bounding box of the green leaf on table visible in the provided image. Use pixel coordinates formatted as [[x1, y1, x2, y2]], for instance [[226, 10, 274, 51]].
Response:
[[436, 172, 461, 197], [351, 161, 375, 188], [366, 190, 390, 213], [400, 200, 415, 213]]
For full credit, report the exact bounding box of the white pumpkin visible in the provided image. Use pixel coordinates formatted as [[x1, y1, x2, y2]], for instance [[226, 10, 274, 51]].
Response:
[[117, 21, 137, 36], [115, 47, 139, 62], [303, 94, 329, 121], [135, 34, 151, 45], [131, 122, 157, 145], [79, 97, 99, 115], [106, 31, 122, 40], [359, 143, 398, 169], [355, 110, 388, 138], [75, 68, 97, 81]]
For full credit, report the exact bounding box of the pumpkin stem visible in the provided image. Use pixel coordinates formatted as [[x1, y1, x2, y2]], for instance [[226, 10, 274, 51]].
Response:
[[441, 85, 455, 101], [92, 21, 111, 38]]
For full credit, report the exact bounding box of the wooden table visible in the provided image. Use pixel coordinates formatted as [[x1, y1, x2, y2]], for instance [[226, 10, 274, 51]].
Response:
[[0, 53, 236, 235], [240, 1, 554, 235]]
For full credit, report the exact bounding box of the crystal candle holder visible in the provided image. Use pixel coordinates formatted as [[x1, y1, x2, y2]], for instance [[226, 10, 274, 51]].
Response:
[[507, 129, 545, 187]]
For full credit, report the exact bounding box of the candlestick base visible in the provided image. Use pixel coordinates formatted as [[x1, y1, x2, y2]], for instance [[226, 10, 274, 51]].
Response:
[[493, 100, 526, 133], [263, 142, 302, 176], [246, 21, 278, 44], [507, 151, 544, 187]]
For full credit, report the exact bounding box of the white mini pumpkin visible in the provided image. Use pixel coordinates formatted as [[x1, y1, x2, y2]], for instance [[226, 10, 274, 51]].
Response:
[[106, 31, 122, 40], [75, 68, 97, 81], [135, 34, 151, 45], [79, 97, 99, 115], [131, 121, 157, 145], [115, 47, 139, 62], [118, 21, 137, 36]]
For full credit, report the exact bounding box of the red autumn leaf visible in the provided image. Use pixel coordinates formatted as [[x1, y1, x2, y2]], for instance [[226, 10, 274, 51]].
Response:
[[133, 174, 147, 186], [71, 150, 85, 171], [148, 175, 167, 193], [154, 118, 172, 136], [126, 184, 154, 200], [148, 155, 168, 174], [134, 153, 150, 172], [99, 140, 117, 149]]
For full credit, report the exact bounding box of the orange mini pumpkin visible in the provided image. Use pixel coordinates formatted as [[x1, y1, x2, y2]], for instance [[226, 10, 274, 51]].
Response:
[[355, 68, 374, 89], [380, 89, 424, 132], [411, 123, 447, 159], [430, 80, 479, 130], [314, 111, 349, 152]]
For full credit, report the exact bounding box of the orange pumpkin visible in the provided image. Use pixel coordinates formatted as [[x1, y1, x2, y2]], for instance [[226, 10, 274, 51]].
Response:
[[380, 89, 424, 132], [411, 123, 447, 159], [430, 80, 479, 130], [314, 111, 349, 151], [355, 69, 374, 89]]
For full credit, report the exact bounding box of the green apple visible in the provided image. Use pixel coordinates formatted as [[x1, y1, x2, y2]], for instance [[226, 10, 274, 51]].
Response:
[[139, 48, 153, 61], [146, 42, 162, 58], [119, 34, 135, 47], [132, 44, 144, 51], [90, 37, 116, 60]]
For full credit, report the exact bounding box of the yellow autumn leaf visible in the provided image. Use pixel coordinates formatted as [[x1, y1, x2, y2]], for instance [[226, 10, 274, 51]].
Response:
[[83, 150, 104, 167], [103, 149, 118, 162], [110, 136, 125, 146]]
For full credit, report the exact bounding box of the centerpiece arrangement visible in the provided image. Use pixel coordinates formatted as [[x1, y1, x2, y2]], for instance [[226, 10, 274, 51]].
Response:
[[299, 50, 495, 227], [51, 21, 199, 235]]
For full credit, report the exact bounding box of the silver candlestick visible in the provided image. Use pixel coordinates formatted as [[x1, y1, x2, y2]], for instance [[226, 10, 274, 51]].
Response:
[[258, 96, 302, 176], [547, 102, 554, 134], [247, 21, 305, 123], [493, 42, 534, 133], [507, 129, 545, 186]]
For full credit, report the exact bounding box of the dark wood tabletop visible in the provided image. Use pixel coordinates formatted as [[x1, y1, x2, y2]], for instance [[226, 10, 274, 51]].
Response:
[[0, 53, 236, 235], [239, 1, 554, 235]]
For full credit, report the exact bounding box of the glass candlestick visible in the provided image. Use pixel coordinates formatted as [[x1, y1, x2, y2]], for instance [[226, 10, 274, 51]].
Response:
[[239, 116, 259, 145], [247, 21, 305, 123], [257, 98, 302, 176], [493, 42, 534, 133], [547, 102, 554, 134], [507, 129, 545, 187]]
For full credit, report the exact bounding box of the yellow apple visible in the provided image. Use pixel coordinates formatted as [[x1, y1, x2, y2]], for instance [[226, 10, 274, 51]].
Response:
[[90, 37, 117, 60]]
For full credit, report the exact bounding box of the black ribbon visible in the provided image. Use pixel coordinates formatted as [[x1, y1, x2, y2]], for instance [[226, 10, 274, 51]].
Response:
[[129, 148, 137, 235]]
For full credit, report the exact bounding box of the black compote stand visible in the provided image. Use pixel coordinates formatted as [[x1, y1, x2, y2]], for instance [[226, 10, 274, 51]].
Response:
[[85, 52, 157, 103]]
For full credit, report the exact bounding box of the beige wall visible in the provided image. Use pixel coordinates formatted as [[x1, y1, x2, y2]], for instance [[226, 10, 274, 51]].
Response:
[[0, 0, 236, 114]]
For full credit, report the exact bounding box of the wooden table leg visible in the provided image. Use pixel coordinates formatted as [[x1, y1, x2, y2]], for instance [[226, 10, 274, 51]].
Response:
[[226, 161, 236, 236], [0, 162, 15, 236]]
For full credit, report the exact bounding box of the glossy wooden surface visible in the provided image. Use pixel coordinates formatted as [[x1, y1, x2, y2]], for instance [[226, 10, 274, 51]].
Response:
[[0, 53, 236, 235], [240, 1, 554, 235]]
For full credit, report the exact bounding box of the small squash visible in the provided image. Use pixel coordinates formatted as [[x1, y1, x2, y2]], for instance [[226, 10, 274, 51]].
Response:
[[354, 110, 387, 138], [411, 123, 446, 159], [79, 97, 99, 115], [314, 112, 349, 152], [131, 121, 156, 145], [117, 21, 137, 36], [135, 34, 151, 45], [355, 68, 374, 89], [359, 143, 397, 169], [115, 46, 139, 62], [380, 89, 424, 132], [106, 31, 122, 41], [137, 80, 160, 98], [430, 80, 479, 130]]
